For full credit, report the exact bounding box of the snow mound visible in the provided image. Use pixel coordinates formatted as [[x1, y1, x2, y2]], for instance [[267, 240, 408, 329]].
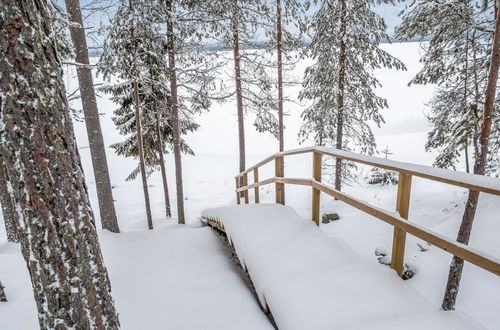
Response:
[[202, 204, 484, 330]]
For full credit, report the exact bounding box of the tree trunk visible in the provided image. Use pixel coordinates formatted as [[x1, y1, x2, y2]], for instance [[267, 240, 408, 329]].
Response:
[[0, 280, 6, 302], [276, 0, 285, 202], [0, 160, 18, 242], [442, 4, 500, 311], [335, 0, 347, 192], [464, 142, 470, 173], [129, 0, 154, 230], [155, 111, 171, 218], [0, 1, 120, 327], [64, 0, 120, 233], [232, 0, 246, 192], [166, 0, 186, 224]]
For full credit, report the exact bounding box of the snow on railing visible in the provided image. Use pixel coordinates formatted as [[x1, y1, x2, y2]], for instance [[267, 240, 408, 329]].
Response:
[[234, 146, 500, 278]]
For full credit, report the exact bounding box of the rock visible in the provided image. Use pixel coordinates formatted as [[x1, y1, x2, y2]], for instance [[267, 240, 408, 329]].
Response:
[[321, 213, 340, 224]]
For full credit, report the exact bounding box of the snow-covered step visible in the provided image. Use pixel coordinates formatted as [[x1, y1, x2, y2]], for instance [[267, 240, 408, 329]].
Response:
[[201, 204, 484, 330]]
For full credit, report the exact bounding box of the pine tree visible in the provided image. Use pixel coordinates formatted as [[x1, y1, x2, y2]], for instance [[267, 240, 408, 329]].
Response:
[[100, 0, 157, 229], [299, 0, 406, 191], [397, 0, 500, 310], [396, 0, 500, 175], [63, 0, 120, 232], [0, 0, 120, 327]]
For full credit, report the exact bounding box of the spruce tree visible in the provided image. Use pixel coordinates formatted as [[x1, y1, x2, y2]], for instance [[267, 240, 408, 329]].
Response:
[[0, 0, 120, 326], [299, 0, 406, 191]]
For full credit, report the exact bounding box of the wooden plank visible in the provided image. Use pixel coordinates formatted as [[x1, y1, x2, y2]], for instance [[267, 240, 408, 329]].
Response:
[[275, 156, 284, 204], [391, 173, 412, 277], [311, 180, 500, 276], [312, 152, 322, 226], [235, 177, 240, 205], [243, 173, 249, 204], [254, 168, 260, 203]]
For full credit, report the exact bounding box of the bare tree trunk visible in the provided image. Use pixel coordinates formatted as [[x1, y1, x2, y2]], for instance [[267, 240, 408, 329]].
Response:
[[155, 111, 171, 218], [335, 0, 347, 193], [442, 4, 500, 311], [464, 142, 470, 173], [0, 280, 6, 302], [0, 161, 18, 242], [232, 0, 246, 193], [166, 0, 186, 224], [276, 0, 285, 202], [64, 0, 120, 233], [130, 0, 154, 230], [0, 0, 120, 326]]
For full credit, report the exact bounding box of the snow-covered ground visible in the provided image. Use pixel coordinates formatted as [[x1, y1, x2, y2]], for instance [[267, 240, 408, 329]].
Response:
[[1, 42, 499, 329]]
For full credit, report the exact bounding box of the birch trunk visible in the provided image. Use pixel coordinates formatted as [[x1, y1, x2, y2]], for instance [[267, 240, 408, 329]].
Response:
[[0, 1, 120, 326], [64, 0, 120, 233]]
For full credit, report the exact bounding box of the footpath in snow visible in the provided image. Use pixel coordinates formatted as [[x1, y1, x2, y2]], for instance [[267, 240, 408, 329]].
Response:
[[202, 204, 484, 330]]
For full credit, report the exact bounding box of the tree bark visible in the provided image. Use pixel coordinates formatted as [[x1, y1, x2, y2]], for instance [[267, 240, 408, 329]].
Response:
[[0, 1, 120, 327], [155, 111, 171, 218], [129, 0, 154, 230], [0, 160, 18, 242], [464, 142, 470, 173], [166, 0, 186, 224], [276, 0, 285, 202], [0, 280, 6, 302], [64, 0, 120, 233], [442, 4, 500, 311], [232, 0, 246, 192], [335, 0, 347, 192]]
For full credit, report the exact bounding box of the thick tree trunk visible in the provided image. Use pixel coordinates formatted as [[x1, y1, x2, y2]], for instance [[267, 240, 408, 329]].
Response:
[[155, 111, 171, 218], [276, 0, 285, 202], [0, 280, 6, 302], [0, 1, 120, 327], [129, 0, 154, 230], [232, 0, 246, 192], [0, 161, 18, 242], [442, 4, 500, 311], [167, 0, 186, 224], [335, 0, 347, 192], [64, 0, 120, 233]]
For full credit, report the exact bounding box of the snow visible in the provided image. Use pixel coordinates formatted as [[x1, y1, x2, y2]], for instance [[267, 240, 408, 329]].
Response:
[[1, 41, 499, 329], [202, 204, 484, 330]]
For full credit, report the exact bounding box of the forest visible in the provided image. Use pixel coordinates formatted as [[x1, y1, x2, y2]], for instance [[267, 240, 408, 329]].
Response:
[[0, 0, 499, 329]]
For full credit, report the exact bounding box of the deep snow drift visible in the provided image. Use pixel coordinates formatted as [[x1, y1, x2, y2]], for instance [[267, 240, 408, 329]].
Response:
[[0, 42, 499, 329]]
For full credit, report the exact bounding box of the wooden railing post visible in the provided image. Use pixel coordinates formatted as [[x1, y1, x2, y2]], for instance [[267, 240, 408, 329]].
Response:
[[235, 177, 240, 204], [254, 168, 260, 203], [391, 173, 412, 277], [275, 156, 284, 204], [243, 173, 249, 204], [312, 152, 322, 225]]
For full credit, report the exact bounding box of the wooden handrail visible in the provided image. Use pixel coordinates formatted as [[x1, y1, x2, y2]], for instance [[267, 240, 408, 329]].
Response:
[[234, 146, 500, 278]]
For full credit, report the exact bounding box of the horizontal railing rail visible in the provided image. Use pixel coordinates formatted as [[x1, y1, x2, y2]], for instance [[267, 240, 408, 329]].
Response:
[[234, 146, 500, 278]]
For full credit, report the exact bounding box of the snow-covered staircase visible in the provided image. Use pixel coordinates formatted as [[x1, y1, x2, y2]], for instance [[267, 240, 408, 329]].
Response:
[[202, 204, 484, 330]]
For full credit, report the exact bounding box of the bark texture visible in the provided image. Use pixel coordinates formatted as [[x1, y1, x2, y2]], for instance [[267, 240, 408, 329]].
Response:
[[0, 0, 120, 328], [232, 0, 246, 190], [64, 0, 120, 233], [0, 160, 18, 242], [166, 0, 186, 224], [335, 0, 347, 193], [442, 4, 500, 311]]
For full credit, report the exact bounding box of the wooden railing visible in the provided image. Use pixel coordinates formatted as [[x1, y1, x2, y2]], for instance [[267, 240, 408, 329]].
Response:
[[234, 146, 500, 278]]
